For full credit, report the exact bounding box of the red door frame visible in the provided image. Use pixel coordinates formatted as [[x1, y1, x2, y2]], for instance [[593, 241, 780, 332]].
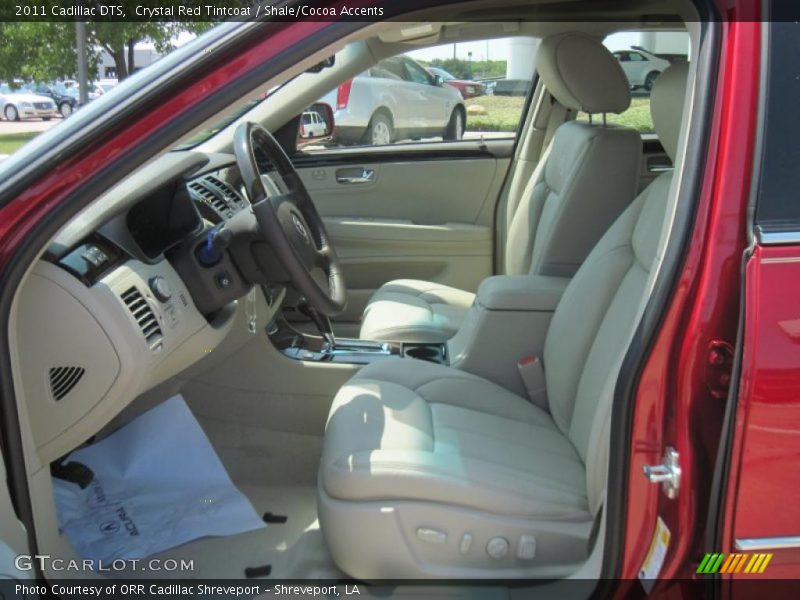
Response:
[[620, 5, 762, 589]]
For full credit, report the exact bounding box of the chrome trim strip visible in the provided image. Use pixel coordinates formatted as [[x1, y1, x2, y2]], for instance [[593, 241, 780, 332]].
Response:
[[735, 536, 800, 551], [756, 228, 800, 246]]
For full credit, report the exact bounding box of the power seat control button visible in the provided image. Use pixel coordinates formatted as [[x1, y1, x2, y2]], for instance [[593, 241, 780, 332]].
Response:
[[517, 534, 536, 560], [486, 536, 509, 559], [416, 527, 447, 545]]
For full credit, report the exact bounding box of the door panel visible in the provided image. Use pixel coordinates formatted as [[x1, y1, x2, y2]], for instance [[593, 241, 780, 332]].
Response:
[[297, 154, 507, 321], [722, 245, 800, 581]]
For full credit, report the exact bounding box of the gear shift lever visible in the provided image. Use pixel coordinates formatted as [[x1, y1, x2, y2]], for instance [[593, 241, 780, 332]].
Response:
[[297, 299, 336, 351]]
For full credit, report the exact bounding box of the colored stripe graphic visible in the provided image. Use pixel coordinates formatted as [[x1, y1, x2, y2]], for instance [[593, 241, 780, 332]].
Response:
[[698, 553, 773, 574]]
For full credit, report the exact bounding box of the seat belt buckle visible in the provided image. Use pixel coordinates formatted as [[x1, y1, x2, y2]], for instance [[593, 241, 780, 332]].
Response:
[[518, 355, 548, 410]]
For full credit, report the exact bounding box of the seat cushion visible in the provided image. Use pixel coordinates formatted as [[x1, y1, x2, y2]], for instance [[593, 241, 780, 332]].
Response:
[[321, 358, 590, 520], [359, 279, 476, 343]]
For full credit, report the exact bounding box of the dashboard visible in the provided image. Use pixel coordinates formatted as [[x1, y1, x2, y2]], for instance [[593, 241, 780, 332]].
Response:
[[16, 151, 283, 464]]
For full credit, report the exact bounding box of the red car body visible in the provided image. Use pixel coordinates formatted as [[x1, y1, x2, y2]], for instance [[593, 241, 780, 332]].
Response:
[[0, 0, 796, 594], [426, 67, 485, 99]]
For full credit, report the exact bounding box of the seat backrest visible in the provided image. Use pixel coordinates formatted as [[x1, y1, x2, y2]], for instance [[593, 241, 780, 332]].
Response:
[[542, 63, 689, 504], [505, 32, 643, 278]]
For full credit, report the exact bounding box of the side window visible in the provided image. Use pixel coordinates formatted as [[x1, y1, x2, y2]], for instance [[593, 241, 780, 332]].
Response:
[[576, 30, 690, 134], [403, 58, 433, 85], [754, 20, 800, 230], [372, 58, 406, 81], [301, 36, 539, 151]]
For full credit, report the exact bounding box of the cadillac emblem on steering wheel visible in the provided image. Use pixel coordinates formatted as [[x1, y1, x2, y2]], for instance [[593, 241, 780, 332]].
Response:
[[292, 214, 311, 245]]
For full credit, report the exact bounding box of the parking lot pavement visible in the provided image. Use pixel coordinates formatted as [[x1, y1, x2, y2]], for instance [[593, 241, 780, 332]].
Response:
[[0, 118, 60, 134]]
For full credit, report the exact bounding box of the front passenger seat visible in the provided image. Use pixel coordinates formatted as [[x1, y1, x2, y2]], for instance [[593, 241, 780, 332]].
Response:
[[360, 32, 642, 343], [319, 63, 689, 579]]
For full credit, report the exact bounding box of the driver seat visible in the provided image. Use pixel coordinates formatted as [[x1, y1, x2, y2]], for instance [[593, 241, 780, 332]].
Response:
[[318, 64, 689, 578]]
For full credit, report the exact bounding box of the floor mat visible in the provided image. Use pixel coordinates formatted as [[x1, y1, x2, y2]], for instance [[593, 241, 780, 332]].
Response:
[[53, 395, 265, 563]]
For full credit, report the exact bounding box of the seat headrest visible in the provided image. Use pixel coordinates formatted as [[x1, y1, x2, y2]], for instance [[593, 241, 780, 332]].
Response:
[[650, 62, 689, 162], [536, 32, 631, 114]]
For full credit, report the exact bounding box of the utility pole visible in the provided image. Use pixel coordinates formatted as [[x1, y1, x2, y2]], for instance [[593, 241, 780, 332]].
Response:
[[75, 20, 89, 106]]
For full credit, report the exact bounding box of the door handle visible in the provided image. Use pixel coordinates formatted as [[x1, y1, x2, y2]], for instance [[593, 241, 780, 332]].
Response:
[[336, 168, 375, 184]]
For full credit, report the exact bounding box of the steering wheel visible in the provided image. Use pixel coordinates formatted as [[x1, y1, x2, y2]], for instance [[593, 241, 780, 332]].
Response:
[[233, 121, 346, 316]]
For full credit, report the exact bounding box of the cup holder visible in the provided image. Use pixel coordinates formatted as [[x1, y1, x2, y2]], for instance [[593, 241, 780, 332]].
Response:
[[403, 343, 446, 364]]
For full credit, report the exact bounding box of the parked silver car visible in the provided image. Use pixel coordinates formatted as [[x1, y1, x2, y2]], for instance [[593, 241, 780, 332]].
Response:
[[0, 84, 58, 121], [612, 48, 672, 91], [320, 55, 466, 145]]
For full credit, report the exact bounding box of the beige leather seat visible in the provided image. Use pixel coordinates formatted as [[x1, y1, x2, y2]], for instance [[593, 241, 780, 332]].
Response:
[[319, 64, 689, 578], [360, 32, 643, 343]]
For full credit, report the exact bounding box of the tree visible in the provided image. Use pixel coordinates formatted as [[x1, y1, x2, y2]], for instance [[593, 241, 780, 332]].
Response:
[[423, 57, 507, 80], [0, 20, 213, 84], [89, 21, 213, 81], [0, 22, 93, 83]]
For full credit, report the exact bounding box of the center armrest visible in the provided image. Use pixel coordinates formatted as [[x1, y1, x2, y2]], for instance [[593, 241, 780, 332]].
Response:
[[477, 275, 570, 312]]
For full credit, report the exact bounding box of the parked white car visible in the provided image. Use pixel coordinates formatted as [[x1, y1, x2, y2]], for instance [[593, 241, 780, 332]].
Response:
[[0, 84, 58, 121], [319, 55, 466, 145], [300, 110, 328, 138], [612, 48, 672, 91]]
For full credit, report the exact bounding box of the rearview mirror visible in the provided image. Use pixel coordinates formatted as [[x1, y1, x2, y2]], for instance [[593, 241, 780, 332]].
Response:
[[432, 74, 444, 86], [297, 103, 334, 148], [306, 56, 335, 73]]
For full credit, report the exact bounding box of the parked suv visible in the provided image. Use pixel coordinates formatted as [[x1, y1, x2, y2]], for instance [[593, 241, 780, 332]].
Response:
[[613, 48, 671, 91], [320, 55, 466, 145], [300, 110, 328, 138]]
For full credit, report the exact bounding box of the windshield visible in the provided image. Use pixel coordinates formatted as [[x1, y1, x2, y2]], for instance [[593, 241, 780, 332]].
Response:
[[174, 80, 286, 150], [174, 97, 263, 149]]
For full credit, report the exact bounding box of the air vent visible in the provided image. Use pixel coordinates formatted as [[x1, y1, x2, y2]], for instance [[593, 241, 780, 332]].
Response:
[[49, 366, 85, 401], [120, 286, 163, 349], [187, 180, 230, 216], [204, 176, 245, 208]]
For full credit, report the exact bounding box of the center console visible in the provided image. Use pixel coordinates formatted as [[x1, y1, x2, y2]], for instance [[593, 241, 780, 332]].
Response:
[[269, 307, 447, 365], [271, 276, 570, 378], [446, 275, 570, 397]]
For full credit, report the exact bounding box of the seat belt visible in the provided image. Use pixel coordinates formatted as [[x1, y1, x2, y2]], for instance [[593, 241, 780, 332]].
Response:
[[517, 355, 548, 411]]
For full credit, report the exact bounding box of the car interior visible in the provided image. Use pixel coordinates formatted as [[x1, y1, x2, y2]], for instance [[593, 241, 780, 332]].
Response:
[[6, 0, 701, 587]]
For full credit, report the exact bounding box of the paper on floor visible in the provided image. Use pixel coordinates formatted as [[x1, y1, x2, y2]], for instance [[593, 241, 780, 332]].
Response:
[[53, 395, 265, 563]]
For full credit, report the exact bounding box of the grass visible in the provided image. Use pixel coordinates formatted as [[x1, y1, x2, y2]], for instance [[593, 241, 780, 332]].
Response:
[[576, 98, 654, 133], [465, 95, 527, 132], [465, 95, 655, 133], [0, 132, 39, 155]]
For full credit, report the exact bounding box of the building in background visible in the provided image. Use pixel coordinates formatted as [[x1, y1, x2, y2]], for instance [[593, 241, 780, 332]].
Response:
[[96, 46, 161, 80]]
